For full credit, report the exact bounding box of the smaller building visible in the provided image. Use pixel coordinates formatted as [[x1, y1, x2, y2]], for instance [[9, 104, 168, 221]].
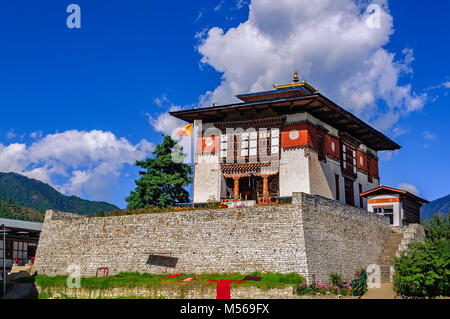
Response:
[[360, 186, 429, 226], [0, 218, 43, 276]]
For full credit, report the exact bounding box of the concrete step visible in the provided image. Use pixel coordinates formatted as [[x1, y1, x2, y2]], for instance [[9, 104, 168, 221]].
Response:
[[362, 283, 396, 299], [377, 231, 404, 285]]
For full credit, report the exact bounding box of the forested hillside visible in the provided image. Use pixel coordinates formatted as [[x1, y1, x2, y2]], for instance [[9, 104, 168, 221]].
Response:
[[0, 172, 119, 215], [0, 199, 44, 222], [421, 194, 450, 220]]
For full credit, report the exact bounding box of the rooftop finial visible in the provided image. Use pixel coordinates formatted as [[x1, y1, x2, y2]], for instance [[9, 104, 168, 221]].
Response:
[[272, 70, 317, 92], [293, 70, 299, 83]]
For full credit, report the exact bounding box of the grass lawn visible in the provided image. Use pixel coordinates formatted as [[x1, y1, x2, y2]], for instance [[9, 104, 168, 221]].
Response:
[[35, 271, 305, 291]]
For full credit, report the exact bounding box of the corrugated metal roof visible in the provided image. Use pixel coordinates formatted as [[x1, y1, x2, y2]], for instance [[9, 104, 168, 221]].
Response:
[[0, 218, 43, 232]]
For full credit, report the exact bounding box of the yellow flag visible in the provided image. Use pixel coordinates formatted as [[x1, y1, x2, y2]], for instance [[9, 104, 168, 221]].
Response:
[[176, 123, 193, 137]]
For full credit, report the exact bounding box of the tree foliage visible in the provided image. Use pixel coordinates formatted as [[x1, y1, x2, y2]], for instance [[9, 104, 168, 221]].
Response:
[[0, 172, 118, 215], [0, 198, 43, 222], [126, 135, 192, 209], [393, 214, 450, 297]]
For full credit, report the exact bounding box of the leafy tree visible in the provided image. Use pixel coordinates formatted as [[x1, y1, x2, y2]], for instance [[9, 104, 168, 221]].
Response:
[[393, 214, 450, 297], [423, 213, 450, 243], [126, 135, 192, 209]]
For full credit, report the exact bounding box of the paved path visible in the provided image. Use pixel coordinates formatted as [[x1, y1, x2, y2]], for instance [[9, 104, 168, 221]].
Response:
[[1, 283, 34, 299], [362, 283, 396, 299]]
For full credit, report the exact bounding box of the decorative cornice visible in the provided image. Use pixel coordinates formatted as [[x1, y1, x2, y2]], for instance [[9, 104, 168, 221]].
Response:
[[221, 162, 278, 175], [282, 145, 316, 152], [213, 116, 286, 130]]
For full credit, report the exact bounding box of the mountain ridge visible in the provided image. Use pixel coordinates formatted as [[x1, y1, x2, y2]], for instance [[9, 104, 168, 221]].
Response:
[[421, 194, 450, 220], [0, 172, 119, 216]]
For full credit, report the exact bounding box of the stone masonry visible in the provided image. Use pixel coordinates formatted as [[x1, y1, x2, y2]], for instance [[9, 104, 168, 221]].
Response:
[[35, 192, 391, 283]]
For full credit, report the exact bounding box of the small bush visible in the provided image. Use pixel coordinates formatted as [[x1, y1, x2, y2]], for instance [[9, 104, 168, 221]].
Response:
[[329, 272, 343, 288], [393, 214, 450, 298]]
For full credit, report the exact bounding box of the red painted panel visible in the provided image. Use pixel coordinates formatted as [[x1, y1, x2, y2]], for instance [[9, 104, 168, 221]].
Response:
[[324, 135, 340, 159], [197, 136, 218, 153], [356, 150, 367, 171], [281, 123, 316, 148], [369, 158, 379, 180]]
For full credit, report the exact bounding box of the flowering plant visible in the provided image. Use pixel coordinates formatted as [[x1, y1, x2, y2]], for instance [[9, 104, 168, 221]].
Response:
[[296, 273, 352, 296]]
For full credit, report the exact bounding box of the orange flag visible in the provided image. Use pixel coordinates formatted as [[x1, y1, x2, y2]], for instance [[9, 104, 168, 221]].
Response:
[[176, 123, 193, 137]]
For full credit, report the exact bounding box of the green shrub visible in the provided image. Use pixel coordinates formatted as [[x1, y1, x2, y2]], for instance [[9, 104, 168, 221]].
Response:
[[329, 272, 343, 288], [393, 214, 450, 297]]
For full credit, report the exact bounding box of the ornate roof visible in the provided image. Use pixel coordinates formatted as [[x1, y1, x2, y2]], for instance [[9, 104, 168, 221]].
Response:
[[360, 186, 429, 204], [170, 72, 401, 151]]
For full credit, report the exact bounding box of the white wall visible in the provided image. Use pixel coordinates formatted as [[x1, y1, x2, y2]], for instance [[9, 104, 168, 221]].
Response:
[[279, 148, 310, 197], [367, 194, 401, 226], [193, 154, 221, 203], [355, 172, 380, 210], [309, 151, 340, 200]]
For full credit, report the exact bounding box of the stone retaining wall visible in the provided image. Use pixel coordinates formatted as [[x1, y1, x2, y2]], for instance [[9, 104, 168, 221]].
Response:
[[35, 192, 391, 283], [296, 193, 391, 282], [36, 285, 301, 299]]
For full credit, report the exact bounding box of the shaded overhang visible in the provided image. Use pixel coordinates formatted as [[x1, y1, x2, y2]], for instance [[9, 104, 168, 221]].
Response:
[[169, 93, 401, 151], [0, 218, 42, 240]]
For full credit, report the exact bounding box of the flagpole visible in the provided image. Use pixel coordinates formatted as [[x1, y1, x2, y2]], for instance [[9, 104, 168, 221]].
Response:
[[192, 120, 201, 206], [2, 223, 5, 297]]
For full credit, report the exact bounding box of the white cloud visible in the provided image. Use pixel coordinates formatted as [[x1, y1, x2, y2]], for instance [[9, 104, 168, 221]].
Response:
[[0, 143, 28, 172], [443, 81, 450, 89], [196, 0, 426, 132], [147, 105, 187, 137], [422, 130, 436, 141], [214, 0, 225, 12], [6, 129, 16, 139], [390, 126, 409, 138], [30, 131, 43, 139], [397, 183, 420, 196], [153, 94, 170, 107], [236, 0, 249, 10], [379, 149, 399, 162], [195, 9, 203, 23], [0, 130, 154, 201]]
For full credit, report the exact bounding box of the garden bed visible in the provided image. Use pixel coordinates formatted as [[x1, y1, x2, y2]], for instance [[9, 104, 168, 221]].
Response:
[[35, 272, 307, 299]]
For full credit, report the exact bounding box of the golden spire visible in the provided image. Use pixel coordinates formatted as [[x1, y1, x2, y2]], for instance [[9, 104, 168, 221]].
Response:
[[293, 70, 299, 83], [272, 70, 318, 93]]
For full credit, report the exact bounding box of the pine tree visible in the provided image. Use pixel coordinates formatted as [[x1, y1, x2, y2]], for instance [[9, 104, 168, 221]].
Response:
[[126, 135, 193, 208]]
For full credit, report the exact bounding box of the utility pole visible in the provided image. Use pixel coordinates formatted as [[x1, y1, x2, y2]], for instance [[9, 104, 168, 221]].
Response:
[[1, 224, 5, 297]]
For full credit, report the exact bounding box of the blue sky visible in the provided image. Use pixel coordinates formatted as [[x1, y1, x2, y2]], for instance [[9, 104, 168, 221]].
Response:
[[0, 0, 449, 208]]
